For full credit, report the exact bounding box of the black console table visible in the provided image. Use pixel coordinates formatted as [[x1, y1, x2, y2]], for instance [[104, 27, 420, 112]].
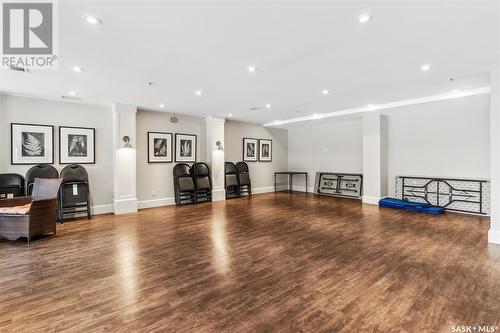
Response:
[[274, 172, 308, 194]]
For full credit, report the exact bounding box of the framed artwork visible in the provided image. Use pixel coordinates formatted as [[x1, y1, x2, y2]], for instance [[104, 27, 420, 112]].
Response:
[[148, 132, 173, 163], [59, 126, 95, 164], [259, 139, 272, 162], [242, 137, 258, 162], [175, 133, 197, 162], [11, 123, 54, 165]]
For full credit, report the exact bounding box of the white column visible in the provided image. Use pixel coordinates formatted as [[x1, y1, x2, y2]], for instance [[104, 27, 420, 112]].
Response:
[[112, 103, 138, 214], [362, 112, 388, 204], [489, 69, 500, 244], [206, 116, 226, 201]]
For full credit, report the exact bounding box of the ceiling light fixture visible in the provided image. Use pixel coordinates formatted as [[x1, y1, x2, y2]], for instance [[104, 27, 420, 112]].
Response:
[[69, 91, 76, 96], [73, 66, 84, 72], [452, 89, 459, 93], [265, 103, 271, 109], [248, 66, 257, 73], [159, 104, 165, 108], [358, 13, 372, 23], [322, 89, 329, 95], [84, 15, 102, 25], [421, 64, 431, 71], [195, 90, 203, 96], [228, 113, 233, 117]]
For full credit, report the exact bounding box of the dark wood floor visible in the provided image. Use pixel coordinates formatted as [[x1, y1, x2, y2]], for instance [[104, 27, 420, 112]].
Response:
[[1, 192, 499, 332]]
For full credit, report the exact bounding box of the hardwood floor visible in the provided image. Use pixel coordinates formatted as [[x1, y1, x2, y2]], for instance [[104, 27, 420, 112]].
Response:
[[1, 192, 499, 333]]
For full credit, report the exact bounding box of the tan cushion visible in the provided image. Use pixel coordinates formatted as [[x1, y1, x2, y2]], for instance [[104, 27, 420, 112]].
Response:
[[0, 203, 31, 215]]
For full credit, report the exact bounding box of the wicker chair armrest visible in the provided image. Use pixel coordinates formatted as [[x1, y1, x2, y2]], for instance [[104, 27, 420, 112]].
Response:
[[0, 196, 32, 207], [30, 197, 58, 216]]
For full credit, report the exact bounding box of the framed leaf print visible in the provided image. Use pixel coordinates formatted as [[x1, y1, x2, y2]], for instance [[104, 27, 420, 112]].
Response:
[[59, 126, 96, 164], [11, 123, 54, 165], [258, 139, 272, 162], [175, 133, 197, 162], [148, 132, 173, 163], [242, 137, 258, 162]]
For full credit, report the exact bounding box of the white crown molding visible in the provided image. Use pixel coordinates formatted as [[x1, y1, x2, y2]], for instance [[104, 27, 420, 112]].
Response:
[[264, 86, 491, 127], [0, 90, 112, 108]]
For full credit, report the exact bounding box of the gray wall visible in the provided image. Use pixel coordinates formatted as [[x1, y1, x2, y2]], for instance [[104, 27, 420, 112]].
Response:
[[0, 95, 289, 207], [287, 116, 364, 192], [286, 94, 490, 196], [136, 110, 206, 202], [225, 120, 288, 190], [385, 94, 490, 196], [0, 94, 113, 207]]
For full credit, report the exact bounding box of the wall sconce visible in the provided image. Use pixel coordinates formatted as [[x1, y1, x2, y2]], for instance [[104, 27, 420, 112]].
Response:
[[122, 136, 133, 148], [216, 140, 224, 151]]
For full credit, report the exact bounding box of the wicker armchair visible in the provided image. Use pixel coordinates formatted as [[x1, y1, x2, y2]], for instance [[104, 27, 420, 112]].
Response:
[[0, 178, 62, 243]]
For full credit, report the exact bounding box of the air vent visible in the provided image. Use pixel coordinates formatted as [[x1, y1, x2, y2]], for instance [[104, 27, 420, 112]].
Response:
[[61, 95, 82, 101], [9, 65, 29, 72], [170, 114, 178, 123], [249, 106, 260, 111]]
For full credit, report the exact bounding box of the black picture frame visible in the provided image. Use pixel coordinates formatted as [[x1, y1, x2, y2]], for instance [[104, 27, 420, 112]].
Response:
[[11, 123, 54, 165], [59, 126, 96, 164], [258, 139, 272, 162], [148, 131, 173, 163], [175, 133, 197, 163], [242, 137, 258, 162]]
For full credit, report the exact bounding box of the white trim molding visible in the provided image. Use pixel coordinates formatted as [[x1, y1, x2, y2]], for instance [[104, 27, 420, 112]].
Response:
[[92, 204, 114, 215], [113, 198, 138, 214], [488, 229, 500, 245], [362, 196, 380, 205], [264, 86, 491, 127], [138, 197, 175, 209]]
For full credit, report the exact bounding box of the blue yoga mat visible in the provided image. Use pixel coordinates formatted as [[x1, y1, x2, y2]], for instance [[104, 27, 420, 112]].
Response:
[[379, 197, 445, 215]]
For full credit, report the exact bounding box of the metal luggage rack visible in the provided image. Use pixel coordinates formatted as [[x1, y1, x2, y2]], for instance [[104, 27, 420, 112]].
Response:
[[396, 176, 490, 215]]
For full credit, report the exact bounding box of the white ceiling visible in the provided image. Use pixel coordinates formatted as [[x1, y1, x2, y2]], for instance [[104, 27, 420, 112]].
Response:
[[1, 0, 499, 124]]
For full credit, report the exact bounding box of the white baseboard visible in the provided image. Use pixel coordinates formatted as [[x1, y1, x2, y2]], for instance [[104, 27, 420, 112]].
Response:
[[92, 204, 113, 215], [212, 188, 225, 201], [132, 186, 295, 211], [362, 196, 380, 205], [252, 186, 275, 194], [290, 185, 314, 193], [488, 229, 500, 245], [113, 198, 138, 214], [138, 197, 175, 209]]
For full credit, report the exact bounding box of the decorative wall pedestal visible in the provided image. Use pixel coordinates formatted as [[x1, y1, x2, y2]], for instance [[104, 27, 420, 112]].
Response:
[[206, 117, 226, 201], [112, 103, 138, 214]]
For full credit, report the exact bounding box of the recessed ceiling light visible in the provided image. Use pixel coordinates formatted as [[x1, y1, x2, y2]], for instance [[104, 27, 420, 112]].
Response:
[[69, 91, 76, 96], [248, 66, 257, 73], [73, 66, 84, 73], [265, 103, 271, 109], [358, 14, 372, 23], [367, 104, 374, 108], [452, 89, 459, 93], [322, 89, 329, 95], [228, 113, 233, 117], [195, 90, 203, 96], [421, 64, 431, 71], [84, 16, 102, 25], [159, 104, 165, 108]]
